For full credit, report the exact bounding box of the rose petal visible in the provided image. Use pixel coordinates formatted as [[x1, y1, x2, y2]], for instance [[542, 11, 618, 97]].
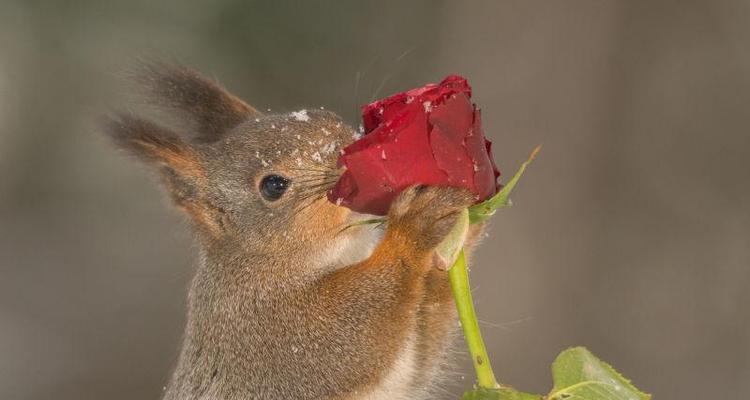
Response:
[[330, 75, 500, 215], [464, 108, 499, 200], [429, 123, 473, 187]]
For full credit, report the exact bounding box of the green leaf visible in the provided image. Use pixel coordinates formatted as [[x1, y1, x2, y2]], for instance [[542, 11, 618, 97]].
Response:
[[469, 145, 540, 224], [548, 347, 651, 400], [462, 387, 543, 400]]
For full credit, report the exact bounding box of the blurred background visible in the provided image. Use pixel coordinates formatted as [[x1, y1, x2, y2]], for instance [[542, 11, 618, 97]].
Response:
[[1, 1, 748, 399]]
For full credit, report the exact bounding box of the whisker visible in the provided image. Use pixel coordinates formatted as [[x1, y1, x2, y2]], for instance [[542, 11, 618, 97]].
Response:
[[293, 176, 338, 185], [292, 174, 335, 181], [478, 317, 533, 330], [370, 72, 392, 103], [294, 182, 337, 195], [307, 162, 339, 172], [294, 176, 339, 189], [295, 195, 326, 213], [353, 70, 361, 123], [394, 47, 415, 63], [289, 170, 331, 177], [354, 54, 381, 122], [290, 193, 323, 209], [287, 167, 334, 173], [293, 184, 332, 199], [289, 169, 339, 181], [369, 46, 416, 102], [290, 174, 329, 181], [292, 170, 339, 178], [296, 175, 339, 184], [288, 166, 343, 213], [292, 187, 334, 204]]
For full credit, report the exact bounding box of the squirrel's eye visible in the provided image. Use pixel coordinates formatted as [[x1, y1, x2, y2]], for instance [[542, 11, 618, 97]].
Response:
[[259, 174, 290, 201]]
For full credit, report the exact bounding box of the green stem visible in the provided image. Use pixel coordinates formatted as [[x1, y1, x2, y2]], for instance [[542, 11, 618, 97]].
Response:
[[448, 249, 499, 389]]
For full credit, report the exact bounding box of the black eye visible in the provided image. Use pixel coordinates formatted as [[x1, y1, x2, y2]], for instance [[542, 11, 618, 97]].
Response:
[[259, 175, 290, 201]]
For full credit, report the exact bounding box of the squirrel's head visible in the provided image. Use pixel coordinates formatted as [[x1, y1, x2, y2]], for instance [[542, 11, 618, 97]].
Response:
[[106, 64, 377, 274]]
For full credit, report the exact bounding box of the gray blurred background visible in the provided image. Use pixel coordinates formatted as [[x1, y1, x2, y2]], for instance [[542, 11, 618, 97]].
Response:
[[1, 1, 748, 399]]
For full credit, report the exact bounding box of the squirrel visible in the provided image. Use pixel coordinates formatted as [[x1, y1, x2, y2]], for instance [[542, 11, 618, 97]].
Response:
[[105, 64, 485, 400]]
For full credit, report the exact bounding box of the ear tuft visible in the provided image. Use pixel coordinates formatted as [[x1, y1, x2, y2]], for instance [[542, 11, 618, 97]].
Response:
[[103, 114, 226, 237], [104, 114, 185, 161], [136, 62, 259, 142], [103, 114, 204, 179]]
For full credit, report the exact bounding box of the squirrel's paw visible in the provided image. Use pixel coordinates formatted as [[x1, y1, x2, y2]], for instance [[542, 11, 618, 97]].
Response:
[[388, 185, 475, 251]]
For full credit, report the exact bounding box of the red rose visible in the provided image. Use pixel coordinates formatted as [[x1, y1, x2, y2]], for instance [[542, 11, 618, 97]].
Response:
[[328, 75, 501, 215]]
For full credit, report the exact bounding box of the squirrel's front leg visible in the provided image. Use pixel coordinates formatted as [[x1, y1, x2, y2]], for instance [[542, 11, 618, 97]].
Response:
[[310, 185, 474, 399]]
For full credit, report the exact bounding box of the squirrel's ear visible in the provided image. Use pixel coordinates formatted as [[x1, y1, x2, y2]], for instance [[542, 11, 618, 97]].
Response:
[[104, 115, 225, 236], [137, 62, 260, 143], [104, 114, 203, 178]]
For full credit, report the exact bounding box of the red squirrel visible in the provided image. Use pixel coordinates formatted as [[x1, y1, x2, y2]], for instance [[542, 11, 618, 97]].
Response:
[[105, 64, 485, 399]]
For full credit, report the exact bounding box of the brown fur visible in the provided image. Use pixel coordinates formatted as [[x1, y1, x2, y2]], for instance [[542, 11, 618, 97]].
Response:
[[104, 64, 485, 399]]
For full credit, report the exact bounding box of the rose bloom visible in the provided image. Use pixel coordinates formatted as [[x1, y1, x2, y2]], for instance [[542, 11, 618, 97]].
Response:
[[328, 75, 501, 216]]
